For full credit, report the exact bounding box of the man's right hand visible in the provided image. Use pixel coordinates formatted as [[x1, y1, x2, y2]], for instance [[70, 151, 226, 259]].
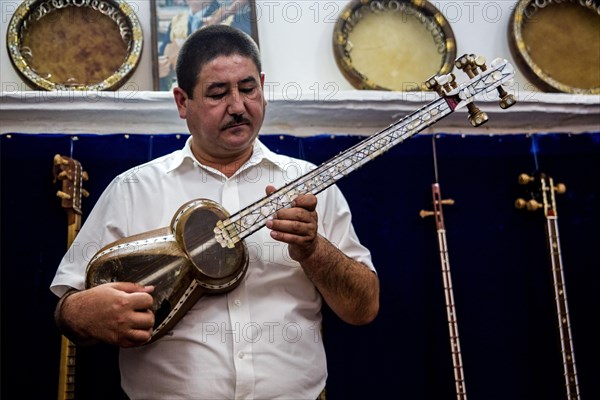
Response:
[[58, 282, 155, 348]]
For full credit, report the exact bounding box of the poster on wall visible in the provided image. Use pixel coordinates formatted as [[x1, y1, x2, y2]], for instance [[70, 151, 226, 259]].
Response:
[[151, 0, 259, 91]]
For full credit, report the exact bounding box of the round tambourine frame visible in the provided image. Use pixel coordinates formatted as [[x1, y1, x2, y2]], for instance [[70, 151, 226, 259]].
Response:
[[6, 0, 143, 91], [332, 0, 456, 91], [508, 0, 600, 94]]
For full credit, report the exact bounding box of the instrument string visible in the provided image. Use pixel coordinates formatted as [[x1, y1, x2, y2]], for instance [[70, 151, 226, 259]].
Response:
[[224, 98, 452, 241], [432, 134, 440, 184], [530, 134, 540, 171]]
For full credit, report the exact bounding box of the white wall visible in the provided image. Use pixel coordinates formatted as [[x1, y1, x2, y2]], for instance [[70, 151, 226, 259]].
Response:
[[1, 0, 533, 96]]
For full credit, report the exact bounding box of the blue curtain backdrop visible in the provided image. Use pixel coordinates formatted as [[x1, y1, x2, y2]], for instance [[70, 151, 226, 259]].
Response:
[[1, 132, 599, 400]]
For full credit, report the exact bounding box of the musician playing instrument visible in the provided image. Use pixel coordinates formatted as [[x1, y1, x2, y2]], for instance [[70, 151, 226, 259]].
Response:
[[50, 25, 379, 399]]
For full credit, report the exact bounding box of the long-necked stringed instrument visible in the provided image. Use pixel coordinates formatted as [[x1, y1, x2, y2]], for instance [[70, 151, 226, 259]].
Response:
[[516, 172, 581, 400], [86, 54, 517, 343], [53, 154, 89, 400], [420, 138, 467, 400]]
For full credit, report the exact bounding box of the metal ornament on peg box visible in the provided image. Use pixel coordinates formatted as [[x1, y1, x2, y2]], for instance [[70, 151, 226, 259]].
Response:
[[6, 0, 143, 91], [332, 0, 457, 91], [508, 0, 600, 94]]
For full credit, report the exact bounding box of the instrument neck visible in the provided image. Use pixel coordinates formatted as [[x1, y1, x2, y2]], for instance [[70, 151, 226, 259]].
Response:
[[431, 183, 467, 400], [218, 97, 454, 245], [545, 216, 580, 400]]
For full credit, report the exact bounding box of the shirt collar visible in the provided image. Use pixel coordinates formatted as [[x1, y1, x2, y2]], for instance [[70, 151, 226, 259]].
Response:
[[165, 136, 289, 175]]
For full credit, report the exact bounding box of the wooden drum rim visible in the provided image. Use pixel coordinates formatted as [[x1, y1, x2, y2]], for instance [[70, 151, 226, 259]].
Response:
[[6, 0, 143, 91], [508, 0, 600, 94], [332, 0, 457, 91]]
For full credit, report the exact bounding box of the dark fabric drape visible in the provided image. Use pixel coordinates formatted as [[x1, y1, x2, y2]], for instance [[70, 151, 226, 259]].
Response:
[[1, 132, 599, 400]]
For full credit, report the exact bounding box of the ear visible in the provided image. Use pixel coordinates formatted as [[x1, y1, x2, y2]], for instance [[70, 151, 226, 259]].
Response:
[[173, 87, 189, 119], [260, 72, 267, 107]]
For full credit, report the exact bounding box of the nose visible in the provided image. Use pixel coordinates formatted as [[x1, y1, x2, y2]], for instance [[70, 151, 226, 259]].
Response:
[[226, 89, 245, 115]]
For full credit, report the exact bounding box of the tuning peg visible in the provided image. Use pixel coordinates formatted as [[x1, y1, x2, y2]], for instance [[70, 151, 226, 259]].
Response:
[[518, 173, 533, 185], [485, 59, 516, 109], [439, 73, 457, 92], [425, 73, 457, 96], [438, 199, 455, 206], [455, 54, 487, 78], [57, 170, 70, 180], [555, 183, 566, 194], [56, 191, 71, 200], [474, 55, 487, 70], [515, 197, 542, 211], [82, 171, 89, 181], [514, 198, 527, 209], [425, 76, 443, 96], [466, 102, 488, 127], [526, 199, 542, 211], [82, 189, 90, 198], [54, 154, 68, 166], [497, 87, 516, 109], [455, 54, 475, 78], [420, 197, 454, 218], [419, 210, 435, 218]]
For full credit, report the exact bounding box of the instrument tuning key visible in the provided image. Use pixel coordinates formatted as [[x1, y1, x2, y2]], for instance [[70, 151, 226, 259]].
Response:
[[514, 198, 527, 209], [518, 173, 533, 185], [426, 72, 458, 96], [515, 197, 542, 211], [466, 102, 488, 127], [420, 198, 455, 218], [426, 75, 446, 96], [56, 190, 71, 200], [53, 154, 68, 166], [527, 199, 542, 211], [438, 73, 457, 92], [419, 210, 435, 218], [497, 88, 517, 109], [474, 55, 487, 72], [555, 183, 566, 194], [455, 53, 478, 78], [57, 170, 70, 180]]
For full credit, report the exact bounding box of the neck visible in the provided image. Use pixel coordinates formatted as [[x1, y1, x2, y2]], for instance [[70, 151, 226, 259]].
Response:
[[191, 145, 254, 178]]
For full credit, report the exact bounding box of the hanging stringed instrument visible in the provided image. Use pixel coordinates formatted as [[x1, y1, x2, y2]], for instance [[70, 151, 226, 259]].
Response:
[[419, 138, 467, 400], [515, 172, 581, 400], [85, 54, 517, 343], [53, 154, 89, 400]]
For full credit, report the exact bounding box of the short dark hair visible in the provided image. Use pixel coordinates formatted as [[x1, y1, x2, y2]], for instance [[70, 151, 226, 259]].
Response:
[[176, 25, 262, 97]]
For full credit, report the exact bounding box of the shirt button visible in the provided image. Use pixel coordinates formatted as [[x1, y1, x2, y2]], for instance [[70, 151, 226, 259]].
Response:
[[238, 351, 245, 359], [234, 299, 241, 306]]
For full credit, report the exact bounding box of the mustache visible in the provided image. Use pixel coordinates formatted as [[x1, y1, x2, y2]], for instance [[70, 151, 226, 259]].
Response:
[[222, 114, 251, 130]]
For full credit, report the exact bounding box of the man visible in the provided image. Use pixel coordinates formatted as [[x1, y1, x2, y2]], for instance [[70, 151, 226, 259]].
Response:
[[158, 0, 253, 90], [51, 25, 379, 399]]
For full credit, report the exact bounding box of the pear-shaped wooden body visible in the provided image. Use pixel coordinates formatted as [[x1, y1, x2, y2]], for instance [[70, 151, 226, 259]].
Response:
[[85, 199, 249, 343]]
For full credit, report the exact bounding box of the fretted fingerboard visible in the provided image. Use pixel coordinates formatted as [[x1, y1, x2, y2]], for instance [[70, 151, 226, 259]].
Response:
[[546, 216, 580, 400], [432, 184, 467, 400]]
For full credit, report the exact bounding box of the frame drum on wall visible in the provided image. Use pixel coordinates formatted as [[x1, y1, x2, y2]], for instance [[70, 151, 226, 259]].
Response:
[[508, 0, 600, 94], [332, 0, 456, 91], [6, 0, 143, 91]]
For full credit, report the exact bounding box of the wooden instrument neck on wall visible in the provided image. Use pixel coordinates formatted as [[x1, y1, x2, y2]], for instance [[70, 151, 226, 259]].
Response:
[[420, 139, 466, 400], [53, 154, 89, 400], [516, 172, 580, 400]]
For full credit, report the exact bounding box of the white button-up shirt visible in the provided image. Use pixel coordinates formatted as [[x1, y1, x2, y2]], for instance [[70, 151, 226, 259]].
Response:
[[50, 137, 375, 399]]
